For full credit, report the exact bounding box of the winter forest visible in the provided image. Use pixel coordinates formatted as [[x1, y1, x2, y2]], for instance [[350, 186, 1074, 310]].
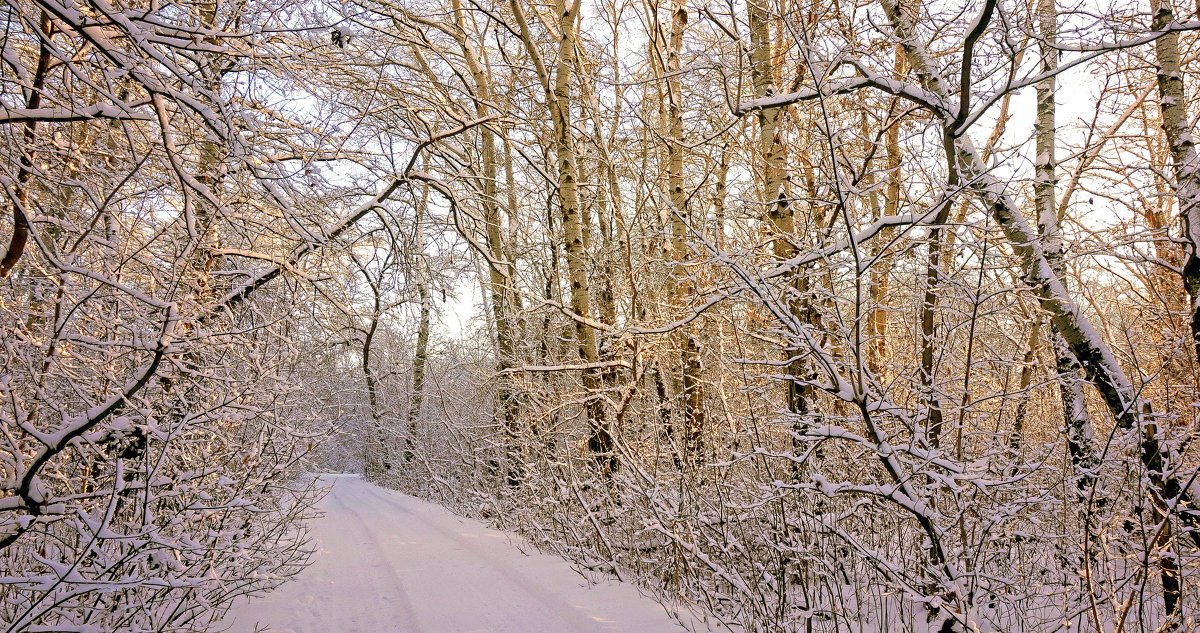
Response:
[[6, 0, 1200, 628]]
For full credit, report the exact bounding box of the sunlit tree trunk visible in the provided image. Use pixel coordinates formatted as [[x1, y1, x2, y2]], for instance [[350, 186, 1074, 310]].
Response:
[[448, 0, 522, 482], [512, 0, 613, 472], [662, 0, 705, 464], [867, 78, 902, 376], [1152, 0, 1200, 369], [0, 12, 49, 278], [747, 0, 810, 427]]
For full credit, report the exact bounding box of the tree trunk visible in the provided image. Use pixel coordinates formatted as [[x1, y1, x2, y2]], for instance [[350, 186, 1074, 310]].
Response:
[[1151, 0, 1200, 368], [512, 0, 613, 472], [0, 12, 50, 278], [917, 205, 949, 448], [867, 92, 901, 376], [1009, 314, 1041, 459], [747, 0, 810, 427], [404, 279, 431, 464], [664, 0, 705, 464], [450, 0, 522, 482], [361, 279, 389, 478], [1033, 0, 1098, 493]]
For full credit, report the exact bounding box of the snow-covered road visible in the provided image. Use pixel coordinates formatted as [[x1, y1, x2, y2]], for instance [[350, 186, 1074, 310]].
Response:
[[218, 475, 696, 633]]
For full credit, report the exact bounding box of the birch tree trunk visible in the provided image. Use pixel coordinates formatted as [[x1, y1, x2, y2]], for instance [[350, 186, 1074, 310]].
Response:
[[1151, 0, 1200, 368], [405, 198, 432, 465], [512, 0, 613, 472], [404, 276, 432, 464], [664, 0, 705, 463], [449, 0, 523, 483], [1148, 0, 1195, 618], [1034, 0, 1099, 493], [879, 0, 1156, 488]]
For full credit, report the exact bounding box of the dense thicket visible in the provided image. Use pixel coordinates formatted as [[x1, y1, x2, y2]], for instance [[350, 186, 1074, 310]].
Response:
[[346, 0, 1200, 631], [5, 0, 1200, 630], [0, 0, 357, 629]]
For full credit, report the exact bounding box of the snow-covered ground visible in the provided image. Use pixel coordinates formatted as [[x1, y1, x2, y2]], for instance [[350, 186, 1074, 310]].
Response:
[[217, 475, 700, 633]]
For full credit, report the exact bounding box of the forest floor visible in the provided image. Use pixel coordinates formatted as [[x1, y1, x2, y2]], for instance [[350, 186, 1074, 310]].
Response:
[[217, 474, 700, 633]]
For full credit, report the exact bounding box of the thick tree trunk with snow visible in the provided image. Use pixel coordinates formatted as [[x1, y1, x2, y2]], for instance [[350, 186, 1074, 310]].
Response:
[[875, 0, 1193, 622], [878, 0, 1158, 482]]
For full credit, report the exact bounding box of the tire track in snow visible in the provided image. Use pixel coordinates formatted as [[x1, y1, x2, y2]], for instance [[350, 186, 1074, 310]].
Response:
[[325, 484, 426, 633], [355, 481, 613, 633]]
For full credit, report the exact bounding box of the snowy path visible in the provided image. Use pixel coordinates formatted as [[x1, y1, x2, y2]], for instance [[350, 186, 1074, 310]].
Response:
[[218, 475, 696, 633]]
